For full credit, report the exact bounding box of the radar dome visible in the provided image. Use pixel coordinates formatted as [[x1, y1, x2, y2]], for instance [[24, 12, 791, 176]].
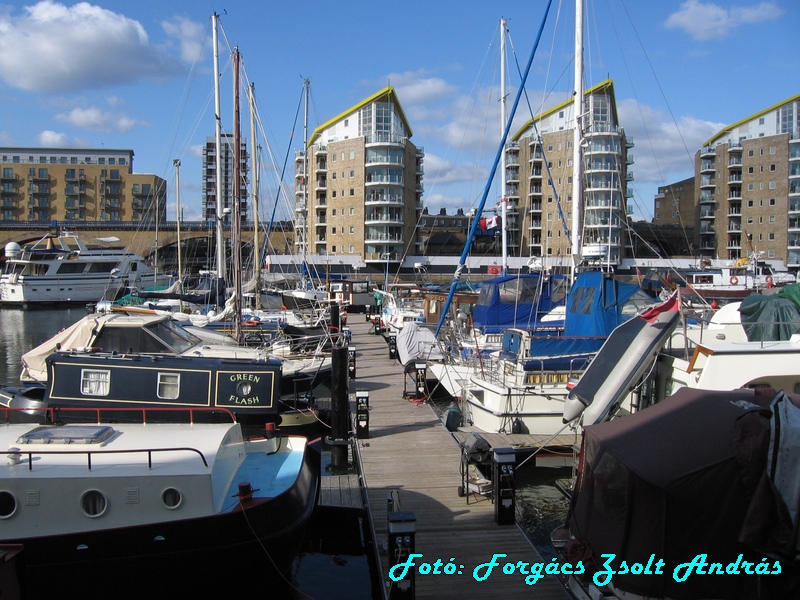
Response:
[[4, 242, 20, 259]]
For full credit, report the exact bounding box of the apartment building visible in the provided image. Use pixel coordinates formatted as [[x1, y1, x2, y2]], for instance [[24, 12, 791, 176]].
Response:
[[294, 87, 423, 268], [507, 80, 633, 268], [202, 134, 249, 224], [694, 93, 800, 266], [0, 148, 165, 223]]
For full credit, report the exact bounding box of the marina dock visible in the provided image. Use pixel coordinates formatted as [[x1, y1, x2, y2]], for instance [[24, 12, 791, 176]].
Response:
[[327, 318, 569, 599]]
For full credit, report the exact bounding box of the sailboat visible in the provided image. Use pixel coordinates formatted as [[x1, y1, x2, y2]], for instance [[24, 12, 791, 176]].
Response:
[[424, 10, 654, 435]]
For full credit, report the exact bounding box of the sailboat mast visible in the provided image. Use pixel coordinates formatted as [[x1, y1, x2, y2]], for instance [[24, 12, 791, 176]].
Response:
[[500, 17, 508, 275], [232, 47, 243, 342], [212, 13, 226, 283], [301, 78, 310, 263], [173, 158, 183, 308], [570, 0, 585, 278], [250, 82, 261, 310]]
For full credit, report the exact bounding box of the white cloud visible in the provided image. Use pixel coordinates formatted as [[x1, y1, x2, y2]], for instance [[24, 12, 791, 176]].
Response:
[[389, 70, 459, 105], [0, 1, 183, 93], [618, 99, 723, 187], [161, 16, 206, 64], [54, 106, 148, 133], [37, 129, 67, 145], [665, 1, 783, 41]]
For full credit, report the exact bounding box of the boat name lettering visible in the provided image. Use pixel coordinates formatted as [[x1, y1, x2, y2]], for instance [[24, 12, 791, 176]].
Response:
[[228, 394, 261, 405], [388, 552, 585, 586], [230, 373, 261, 383]]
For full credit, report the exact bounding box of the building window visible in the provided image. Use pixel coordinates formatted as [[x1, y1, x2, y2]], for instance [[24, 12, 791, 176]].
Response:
[[332, 172, 336, 180], [349, 207, 354, 215], [331, 245, 336, 253], [769, 181, 776, 189], [768, 250, 775, 258], [331, 227, 336, 234], [747, 183, 754, 191], [349, 226, 354, 233], [349, 245, 354, 253], [350, 188, 355, 196], [770, 198, 776, 206], [747, 217, 754, 224], [332, 209, 337, 216], [349, 169, 355, 177], [769, 215, 776, 223], [770, 164, 776, 171], [350, 151, 355, 160], [769, 233, 775, 240]]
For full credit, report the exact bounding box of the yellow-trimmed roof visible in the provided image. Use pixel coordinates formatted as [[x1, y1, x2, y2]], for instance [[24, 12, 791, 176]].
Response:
[[308, 86, 412, 147], [511, 79, 617, 142], [703, 91, 800, 147]]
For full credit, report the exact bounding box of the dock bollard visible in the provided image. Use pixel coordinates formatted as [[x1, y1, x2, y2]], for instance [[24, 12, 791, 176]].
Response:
[[355, 389, 369, 438], [348, 346, 357, 379], [492, 447, 516, 525], [388, 334, 397, 360], [387, 509, 416, 600]]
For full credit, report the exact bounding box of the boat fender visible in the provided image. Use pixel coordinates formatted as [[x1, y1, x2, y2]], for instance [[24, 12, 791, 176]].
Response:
[[730, 276, 738, 285], [444, 405, 461, 432]]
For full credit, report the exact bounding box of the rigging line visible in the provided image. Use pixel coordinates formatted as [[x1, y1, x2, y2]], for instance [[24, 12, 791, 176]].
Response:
[[436, 0, 555, 338]]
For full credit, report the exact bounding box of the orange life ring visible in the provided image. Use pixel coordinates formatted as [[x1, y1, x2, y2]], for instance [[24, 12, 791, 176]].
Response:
[[729, 276, 738, 285], [244, 319, 259, 326]]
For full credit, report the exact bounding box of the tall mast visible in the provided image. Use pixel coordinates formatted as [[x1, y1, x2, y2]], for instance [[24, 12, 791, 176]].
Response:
[[173, 158, 183, 309], [500, 17, 508, 275], [302, 78, 309, 262], [570, 0, 585, 279], [212, 13, 226, 283], [250, 82, 261, 310], [232, 47, 243, 342]]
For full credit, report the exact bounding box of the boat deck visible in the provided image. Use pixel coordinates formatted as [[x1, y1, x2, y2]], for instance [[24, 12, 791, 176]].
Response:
[[343, 319, 568, 600]]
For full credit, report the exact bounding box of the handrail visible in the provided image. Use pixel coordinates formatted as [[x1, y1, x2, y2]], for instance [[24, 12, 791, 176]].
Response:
[[8, 446, 209, 471], [0, 406, 238, 425]]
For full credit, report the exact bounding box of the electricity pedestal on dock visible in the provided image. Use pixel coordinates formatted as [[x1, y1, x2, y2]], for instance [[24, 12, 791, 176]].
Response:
[[388, 508, 416, 600], [327, 346, 350, 471], [355, 389, 369, 438], [348, 346, 357, 379], [492, 447, 516, 525], [388, 334, 397, 360]]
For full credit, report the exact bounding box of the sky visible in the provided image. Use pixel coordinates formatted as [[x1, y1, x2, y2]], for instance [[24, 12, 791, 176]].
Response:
[[0, 0, 796, 226]]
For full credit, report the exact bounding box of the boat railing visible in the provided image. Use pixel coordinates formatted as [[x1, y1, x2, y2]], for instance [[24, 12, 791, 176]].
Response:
[[7, 446, 209, 472], [0, 406, 238, 426]]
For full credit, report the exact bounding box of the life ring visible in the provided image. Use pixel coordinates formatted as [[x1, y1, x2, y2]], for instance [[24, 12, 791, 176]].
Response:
[[766, 275, 774, 286], [730, 276, 738, 285], [244, 319, 259, 327]]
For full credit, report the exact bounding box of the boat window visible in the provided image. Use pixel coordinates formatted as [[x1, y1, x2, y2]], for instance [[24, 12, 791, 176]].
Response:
[[87, 262, 118, 273], [81, 490, 107, 517], [157, 373, 180, 400], [0, 491, 17, 518], [161, 488, 182, 509], [56, 262, 86, 275], [150, 320, 200, 354], [569, 287, 596, 315], [81, 369, 110, 396]]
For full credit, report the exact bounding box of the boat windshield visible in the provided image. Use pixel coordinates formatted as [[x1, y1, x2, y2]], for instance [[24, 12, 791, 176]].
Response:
[[93, 319, 201, 354]]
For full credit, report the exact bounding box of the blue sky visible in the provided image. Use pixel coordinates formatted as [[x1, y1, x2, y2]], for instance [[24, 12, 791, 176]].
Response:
[[0, 0, 795, 225]]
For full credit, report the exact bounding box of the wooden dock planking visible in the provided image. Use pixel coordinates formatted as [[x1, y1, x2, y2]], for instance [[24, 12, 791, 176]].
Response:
[[319, 473, 363, 509], [346, 320, 568, 599]]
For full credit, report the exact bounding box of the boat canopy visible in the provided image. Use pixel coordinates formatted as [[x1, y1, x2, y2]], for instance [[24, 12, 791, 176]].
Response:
[[471, 273, 569, 333], [568, 387, 799, 599]]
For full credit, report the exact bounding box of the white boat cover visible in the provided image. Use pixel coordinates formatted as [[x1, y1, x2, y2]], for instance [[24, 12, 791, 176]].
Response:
[[396, 323, 444, 366]]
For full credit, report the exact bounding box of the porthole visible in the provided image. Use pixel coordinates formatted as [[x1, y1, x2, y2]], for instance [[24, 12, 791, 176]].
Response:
[[162, 488, 182, 509], [80, 490, 107, 517], [236, 381, 253, 396], [0, 491, 16, 518]]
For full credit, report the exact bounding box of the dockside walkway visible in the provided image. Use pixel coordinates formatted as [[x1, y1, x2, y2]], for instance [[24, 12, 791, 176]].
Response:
[[334, 318, 569, 599]]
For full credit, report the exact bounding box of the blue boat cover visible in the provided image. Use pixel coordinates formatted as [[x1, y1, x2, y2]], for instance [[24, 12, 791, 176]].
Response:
[[471, 273, 569, 333]]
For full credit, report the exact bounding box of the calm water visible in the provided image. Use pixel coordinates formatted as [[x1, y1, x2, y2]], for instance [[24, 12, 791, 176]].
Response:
[[0, 306, 84, 387]]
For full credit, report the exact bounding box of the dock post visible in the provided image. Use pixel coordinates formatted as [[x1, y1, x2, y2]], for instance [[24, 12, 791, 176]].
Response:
[[355, 389, 369, 438], [328, 345, 350, 471], [329, 301, 340, 333], [387, 509, 416, 599], [492, 447, 516, 525]]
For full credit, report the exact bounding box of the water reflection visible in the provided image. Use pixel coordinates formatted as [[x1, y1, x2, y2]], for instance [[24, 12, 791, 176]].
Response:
[[0, 307, 83, 387]]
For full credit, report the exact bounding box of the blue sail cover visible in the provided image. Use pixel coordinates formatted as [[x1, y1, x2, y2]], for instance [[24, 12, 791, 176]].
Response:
[[562, 271, 643, 337], [471, 273, 569, 333], [520, 271, 646, 367]]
